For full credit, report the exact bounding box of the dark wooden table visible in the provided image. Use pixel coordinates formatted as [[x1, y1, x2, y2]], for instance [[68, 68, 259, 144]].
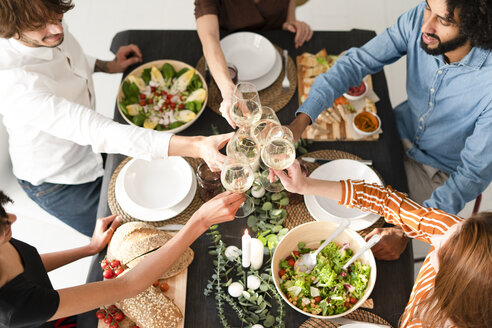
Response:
[[78, 29, 414, 328]]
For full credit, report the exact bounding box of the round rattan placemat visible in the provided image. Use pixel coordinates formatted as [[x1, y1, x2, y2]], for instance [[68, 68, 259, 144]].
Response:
[[286, 150, 385, 238], [107, 157, 205, 227], [195, 44, 297, 115], [300, 309, 393, 328]]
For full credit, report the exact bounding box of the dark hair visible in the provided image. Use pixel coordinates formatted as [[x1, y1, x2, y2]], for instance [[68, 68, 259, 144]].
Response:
[[446, 0, 492, 50], [0, 0, 74, 39], [0, 191, 13, 234]]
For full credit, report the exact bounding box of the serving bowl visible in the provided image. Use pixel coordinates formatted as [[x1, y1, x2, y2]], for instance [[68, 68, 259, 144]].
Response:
[[272, 221, 377, 319], [343, 80, 368, 101], [352, 111, 381, 137], [117, 59, 207, 134]]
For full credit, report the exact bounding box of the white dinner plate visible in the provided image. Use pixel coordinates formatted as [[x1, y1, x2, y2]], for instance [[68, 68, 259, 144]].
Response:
[[123, 157, 192, 209], [247, 49, 282, 91], [304, 159, 382, 231], [115, 160, 196, 221], [220, 32, 276, 81]]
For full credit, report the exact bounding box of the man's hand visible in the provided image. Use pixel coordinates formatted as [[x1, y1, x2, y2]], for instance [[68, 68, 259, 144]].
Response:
[[365, 226, 409, 261], [198, 132, 234, 172], [288, 113, 312, 142], [96, 44, 143, 73], [282, 20, 313, 48], [88, 215, 121, 254]]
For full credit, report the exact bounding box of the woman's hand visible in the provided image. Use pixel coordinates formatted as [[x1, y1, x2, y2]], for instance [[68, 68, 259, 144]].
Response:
[[88, 215, 122, 254], [219, 84, 237, 129], [282, 20, 313, 48], [192, 191, 245, 230], [198, 132, 234, 172], [273, 160, 309, 194]]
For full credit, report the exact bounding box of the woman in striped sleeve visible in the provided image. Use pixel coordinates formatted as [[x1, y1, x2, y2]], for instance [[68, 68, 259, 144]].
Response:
[[274, 160, 492, 328]]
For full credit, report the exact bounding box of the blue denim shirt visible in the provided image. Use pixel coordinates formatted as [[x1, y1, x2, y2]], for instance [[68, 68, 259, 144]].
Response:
[[298, 2, 492, 214]]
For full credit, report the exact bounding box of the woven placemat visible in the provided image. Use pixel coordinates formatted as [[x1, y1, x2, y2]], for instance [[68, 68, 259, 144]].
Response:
[[300, 309, 393, 328], [108, 157, 205, 227], [195, 45, 297, 114], [285, 150, 385, 238]]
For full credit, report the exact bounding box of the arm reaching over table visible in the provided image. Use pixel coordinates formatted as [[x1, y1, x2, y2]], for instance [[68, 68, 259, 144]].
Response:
[[94, 44, 143, 73]]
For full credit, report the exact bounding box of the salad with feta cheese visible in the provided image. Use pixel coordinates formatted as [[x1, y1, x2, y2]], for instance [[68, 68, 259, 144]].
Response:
[[118, 60, 207, 131], [278, 241, 371, 316]]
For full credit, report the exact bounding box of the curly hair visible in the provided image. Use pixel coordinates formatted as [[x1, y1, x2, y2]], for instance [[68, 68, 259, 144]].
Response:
[[0, 191, 13, 234], [0, 0, 74, 39], [446, 0, 492, 50]]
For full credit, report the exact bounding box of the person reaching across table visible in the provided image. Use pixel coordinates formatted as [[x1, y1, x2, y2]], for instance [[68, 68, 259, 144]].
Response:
[[273, 160, 492, 328], [0, 190, 245, 328], [288, 0, 492, 260], [0, 0, 233, 237], [195, 0, 313, 127]]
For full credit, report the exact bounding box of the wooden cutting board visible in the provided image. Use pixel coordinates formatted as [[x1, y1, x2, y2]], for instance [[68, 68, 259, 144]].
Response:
[[97, 232, 188, 328]]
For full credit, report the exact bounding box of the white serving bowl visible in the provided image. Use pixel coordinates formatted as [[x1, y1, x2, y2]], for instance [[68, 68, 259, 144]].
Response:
[[272, 221, 377, 319], [352, 111, 381, 137], [123, 157, 192, 210], [343, 80, 369, 101]]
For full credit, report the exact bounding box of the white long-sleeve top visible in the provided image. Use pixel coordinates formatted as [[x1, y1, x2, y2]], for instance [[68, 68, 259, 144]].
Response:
[[0, 25, 171, 185]]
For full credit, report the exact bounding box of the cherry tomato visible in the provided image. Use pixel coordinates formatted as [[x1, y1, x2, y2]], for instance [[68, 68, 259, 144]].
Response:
[[288, 258, 295, 267], [170, 102, 176, 109], [114, 311, 125, 322], [314, 296, 322, 303], [278, 269, 286, 278], [139, 100, 146, 106], [179, 95, 184, 101], [286, 255, 293, 261], [165, 98, 171, 105], [100, 259, 109, 270], [139, 94, 146, 100], [344, 301, 351, 308], [293, 251, 300, 257], [161, 90, 167, 96], [104, 316, 113, 324], [152, 280, 159, 287], [150, 86, 156, 92], [350, 297, 358, 304], [167, 94, 173, 100], [110, 260, 121, 268], [108, 306, 117, 314], [103, 268, 114, 279], [147, 98, 153, 104], [114, 266, 125, 276], [109, 321, 119, 328], [96, 309, 106, 319], [160, 282, 170, 292], [178, 104, 184, 110]]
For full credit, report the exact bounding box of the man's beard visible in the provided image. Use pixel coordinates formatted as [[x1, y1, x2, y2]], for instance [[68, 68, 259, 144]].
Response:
[[420, 32, 468, 56], [18, 33, 64, 48]]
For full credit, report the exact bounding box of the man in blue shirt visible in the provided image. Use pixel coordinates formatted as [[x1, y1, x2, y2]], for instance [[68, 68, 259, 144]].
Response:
[[289, 0, 492, 260]]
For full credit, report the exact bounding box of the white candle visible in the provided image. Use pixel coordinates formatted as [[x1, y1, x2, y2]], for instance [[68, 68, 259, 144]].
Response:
[[249, 238, 264, 270], [242, 229, 251, 268]]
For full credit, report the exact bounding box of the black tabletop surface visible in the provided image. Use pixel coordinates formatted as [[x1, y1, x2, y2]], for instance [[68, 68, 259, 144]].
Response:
[[78, 29, 414, 328]]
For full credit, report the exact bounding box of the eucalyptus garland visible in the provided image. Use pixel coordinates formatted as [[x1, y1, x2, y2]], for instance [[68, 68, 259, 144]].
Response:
[[204, 187, 291, 328]]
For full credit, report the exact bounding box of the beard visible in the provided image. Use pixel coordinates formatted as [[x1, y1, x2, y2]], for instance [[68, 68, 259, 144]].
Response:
[[420, 32, 468, 56], [18, 33, 64, 48]]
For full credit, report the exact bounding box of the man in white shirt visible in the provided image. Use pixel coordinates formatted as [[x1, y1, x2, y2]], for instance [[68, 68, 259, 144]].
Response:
[[0, 0, 231, 236]]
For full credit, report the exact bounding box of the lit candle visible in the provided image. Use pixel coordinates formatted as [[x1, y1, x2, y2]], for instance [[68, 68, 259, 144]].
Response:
[[249, 238, 264, 270], [242, 229, 251, 268]]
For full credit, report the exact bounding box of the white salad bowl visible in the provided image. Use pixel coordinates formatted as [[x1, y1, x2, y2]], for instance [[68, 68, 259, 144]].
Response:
[[271, 221, 377, 319], [123, 157, 193, 210], [117, 59, 207, 134]]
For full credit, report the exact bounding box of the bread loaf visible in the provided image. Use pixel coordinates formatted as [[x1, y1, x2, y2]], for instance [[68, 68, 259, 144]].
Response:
[[119, 230, 172, 265], [109, 222, 156, 259], [126, 247, 194, 279]]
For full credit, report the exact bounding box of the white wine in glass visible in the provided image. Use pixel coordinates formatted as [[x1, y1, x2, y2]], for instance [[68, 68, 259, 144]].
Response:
[[220, 155, 255, 217], [227, 127, 260, 172], [230, 82, 262, 127], [260, 139, 296, 170]]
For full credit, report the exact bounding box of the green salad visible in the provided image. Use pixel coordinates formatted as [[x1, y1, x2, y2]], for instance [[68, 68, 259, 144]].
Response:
[[119, 62, 206, 131], [278, 241, 371, 316]]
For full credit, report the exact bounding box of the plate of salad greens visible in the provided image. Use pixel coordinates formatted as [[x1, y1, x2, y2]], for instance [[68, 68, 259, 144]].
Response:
[[272, 221, 376, 319], [117, 60, 207, 133]]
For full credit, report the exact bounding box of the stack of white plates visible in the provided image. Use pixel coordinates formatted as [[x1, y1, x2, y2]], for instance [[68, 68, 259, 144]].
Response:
[[304, 159, 382, 231], [115, 157, 196, 221], [220, 32, 282, 91]]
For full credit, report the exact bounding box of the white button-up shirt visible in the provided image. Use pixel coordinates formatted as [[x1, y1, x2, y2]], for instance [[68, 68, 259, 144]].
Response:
[[0, 26, 171, 185]]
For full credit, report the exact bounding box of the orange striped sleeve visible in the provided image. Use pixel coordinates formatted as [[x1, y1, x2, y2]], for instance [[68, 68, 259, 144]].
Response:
[[339, 180, 463, 243]]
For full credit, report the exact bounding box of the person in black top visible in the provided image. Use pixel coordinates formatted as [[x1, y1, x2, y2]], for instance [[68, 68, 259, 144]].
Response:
[[0, 190, 244, 327]]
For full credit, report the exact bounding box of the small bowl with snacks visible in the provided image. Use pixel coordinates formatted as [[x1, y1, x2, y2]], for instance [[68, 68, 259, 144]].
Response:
[[271, 221, 376, 319], [352, 111, 381, 137], [117, 59, 207, 133], [343, 80, 368, 101]]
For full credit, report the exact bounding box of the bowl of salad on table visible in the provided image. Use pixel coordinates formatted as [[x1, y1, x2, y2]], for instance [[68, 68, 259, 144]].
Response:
[[117, 59, 208, 133], [271, 221, 376, 318]]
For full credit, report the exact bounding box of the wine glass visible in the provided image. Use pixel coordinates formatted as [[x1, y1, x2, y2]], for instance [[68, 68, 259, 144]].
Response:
[[250, 106, 280, 147], [220, 154, 255, 218], [226, 127, 261, 172], [259, 126, 296, 192], [230, 82, 262, 128]]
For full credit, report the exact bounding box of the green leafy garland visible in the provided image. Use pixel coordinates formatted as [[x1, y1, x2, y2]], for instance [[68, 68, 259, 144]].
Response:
[[204, 187, 290, 328]]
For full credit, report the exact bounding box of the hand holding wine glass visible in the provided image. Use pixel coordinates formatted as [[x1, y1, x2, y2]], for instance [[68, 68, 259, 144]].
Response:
[[220, 154, 255, 217], [230, 82, 262, 128]]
